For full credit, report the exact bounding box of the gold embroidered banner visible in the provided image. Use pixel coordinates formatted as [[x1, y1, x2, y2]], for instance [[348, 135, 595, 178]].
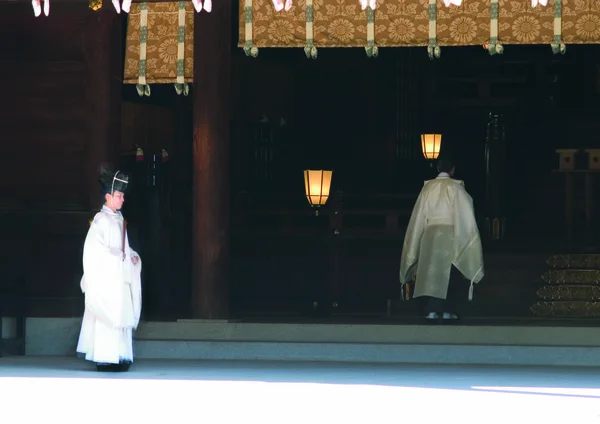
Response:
[[238, 0, 600, 49], [124, 1, 194, 85]]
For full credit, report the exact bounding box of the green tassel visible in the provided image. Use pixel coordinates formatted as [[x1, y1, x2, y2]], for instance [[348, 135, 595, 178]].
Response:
[[365, 44, 379, 58], [243, 41, 259, 58], [488, 42, 504, 56], [551, 42, 566, 55], [174, 83, 189, 96], [136, 84, 151, 97], [428, 44, 441, 60], [304, 45, 317, 59]]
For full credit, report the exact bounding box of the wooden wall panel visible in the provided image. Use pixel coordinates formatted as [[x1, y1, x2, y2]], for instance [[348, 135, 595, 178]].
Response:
[[0, 64, 87, 204], [0, 4, 119, 317], [121, 102, 175, 154], [0, 4, 87, 61]]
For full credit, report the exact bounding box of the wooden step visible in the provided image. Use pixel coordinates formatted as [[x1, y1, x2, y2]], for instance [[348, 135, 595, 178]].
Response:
[[530, 301, 600, 317], [541, 269, 600, 284], [547, 254, 600, 269], [537, 285, 600, 301]]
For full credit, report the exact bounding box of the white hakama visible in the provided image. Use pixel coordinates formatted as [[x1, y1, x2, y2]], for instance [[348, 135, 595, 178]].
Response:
[[76, 206, 142, 365]]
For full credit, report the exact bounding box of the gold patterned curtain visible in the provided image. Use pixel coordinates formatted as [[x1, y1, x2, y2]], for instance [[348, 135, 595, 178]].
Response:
[[124, 1, 194, 94], [238, 0, 600, 51]]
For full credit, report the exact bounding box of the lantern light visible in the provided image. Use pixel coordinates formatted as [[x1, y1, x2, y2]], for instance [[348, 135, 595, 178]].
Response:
[[421, 134, 442, 160], [304, 170, 333, 209]]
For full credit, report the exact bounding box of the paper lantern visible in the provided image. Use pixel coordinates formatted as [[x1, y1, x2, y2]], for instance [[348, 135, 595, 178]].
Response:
[[421, 134, 442, 160], [303, 170, 333, 207]]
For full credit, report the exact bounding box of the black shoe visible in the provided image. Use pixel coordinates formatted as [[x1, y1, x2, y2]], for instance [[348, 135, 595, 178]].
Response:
[[119, 361, 131, 372], [96, 363, 120, 372]]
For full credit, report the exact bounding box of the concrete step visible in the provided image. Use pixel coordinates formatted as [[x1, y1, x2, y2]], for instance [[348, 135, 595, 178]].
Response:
[[134, 320, 600, 346], [132, 320, 600, 366], [24, 318, 600, 367], [133, 338, 600, 367]]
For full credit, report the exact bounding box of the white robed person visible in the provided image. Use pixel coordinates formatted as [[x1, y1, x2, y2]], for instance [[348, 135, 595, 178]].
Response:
[[399, 157, 484, 321], [76, 168, 142, 372]]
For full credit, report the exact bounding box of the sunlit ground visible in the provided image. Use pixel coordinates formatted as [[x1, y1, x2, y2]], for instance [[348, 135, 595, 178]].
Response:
[[1, 357, 599, 424]]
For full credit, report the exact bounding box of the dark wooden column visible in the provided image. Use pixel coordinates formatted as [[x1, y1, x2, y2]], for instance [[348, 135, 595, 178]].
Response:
[[83, 8, 121, 210], [191, 2, 231, 318]]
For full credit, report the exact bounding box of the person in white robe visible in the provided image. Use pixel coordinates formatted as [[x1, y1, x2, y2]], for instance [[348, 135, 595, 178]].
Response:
[[76, 168, 142, 372], [399, 158, 484, 321]]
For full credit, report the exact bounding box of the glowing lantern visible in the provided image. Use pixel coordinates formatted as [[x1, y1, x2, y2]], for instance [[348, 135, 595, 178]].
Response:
[[421, 134, 442, 160], [304, 170, 333, 211]]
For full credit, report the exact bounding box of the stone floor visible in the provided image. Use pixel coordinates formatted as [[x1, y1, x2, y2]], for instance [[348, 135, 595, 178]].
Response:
[[1, 356, 600, 423]]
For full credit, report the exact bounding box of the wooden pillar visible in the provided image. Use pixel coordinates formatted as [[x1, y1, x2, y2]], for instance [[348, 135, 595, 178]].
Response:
[[565, 171, 573, 244], [83, 8, 121, 210], [191, 1, 231, 318], [584, 171, 595, 248]]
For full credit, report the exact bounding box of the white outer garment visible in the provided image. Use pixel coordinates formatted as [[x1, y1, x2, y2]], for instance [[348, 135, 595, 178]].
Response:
[[76, 205, 142, 364], [399, 174, 484, 300]]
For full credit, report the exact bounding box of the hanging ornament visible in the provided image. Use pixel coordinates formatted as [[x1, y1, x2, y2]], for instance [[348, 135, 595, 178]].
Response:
[[442, 0, 462, 6], [359, 0, 376, 10], [272, 0, 292, 12], [32, 0, 50, 17], [192, 0, 212, 12], [122, 0, 132, 13], [89, 0, 102, 11], [136, 146, 145, 162], [161, 149, 169, 162], [109, 0, 132, 14], [531, 0, 548, 6]]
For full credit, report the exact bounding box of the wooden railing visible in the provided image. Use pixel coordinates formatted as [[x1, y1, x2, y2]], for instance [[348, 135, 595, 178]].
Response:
[[233, 190, 418, 238], [229, 189, 554, 319], [230, 190, 421, 316]]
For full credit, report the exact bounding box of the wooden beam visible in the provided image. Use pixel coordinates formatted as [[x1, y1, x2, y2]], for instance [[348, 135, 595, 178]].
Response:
[[191, 0, 231, 319]]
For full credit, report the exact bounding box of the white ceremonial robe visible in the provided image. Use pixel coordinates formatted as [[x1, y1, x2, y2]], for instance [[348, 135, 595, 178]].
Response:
[[76, 205, 142, 364], [399, 174, 484, 300]]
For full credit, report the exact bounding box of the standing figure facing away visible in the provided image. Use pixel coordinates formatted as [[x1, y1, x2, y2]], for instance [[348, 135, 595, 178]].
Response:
[[399, 158, 484, 321], [77, 168, 142, 372]]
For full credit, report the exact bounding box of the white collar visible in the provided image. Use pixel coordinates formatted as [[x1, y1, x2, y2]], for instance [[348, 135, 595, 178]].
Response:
[[102, 205, 122, 216], [437, 172, 450, 178]]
